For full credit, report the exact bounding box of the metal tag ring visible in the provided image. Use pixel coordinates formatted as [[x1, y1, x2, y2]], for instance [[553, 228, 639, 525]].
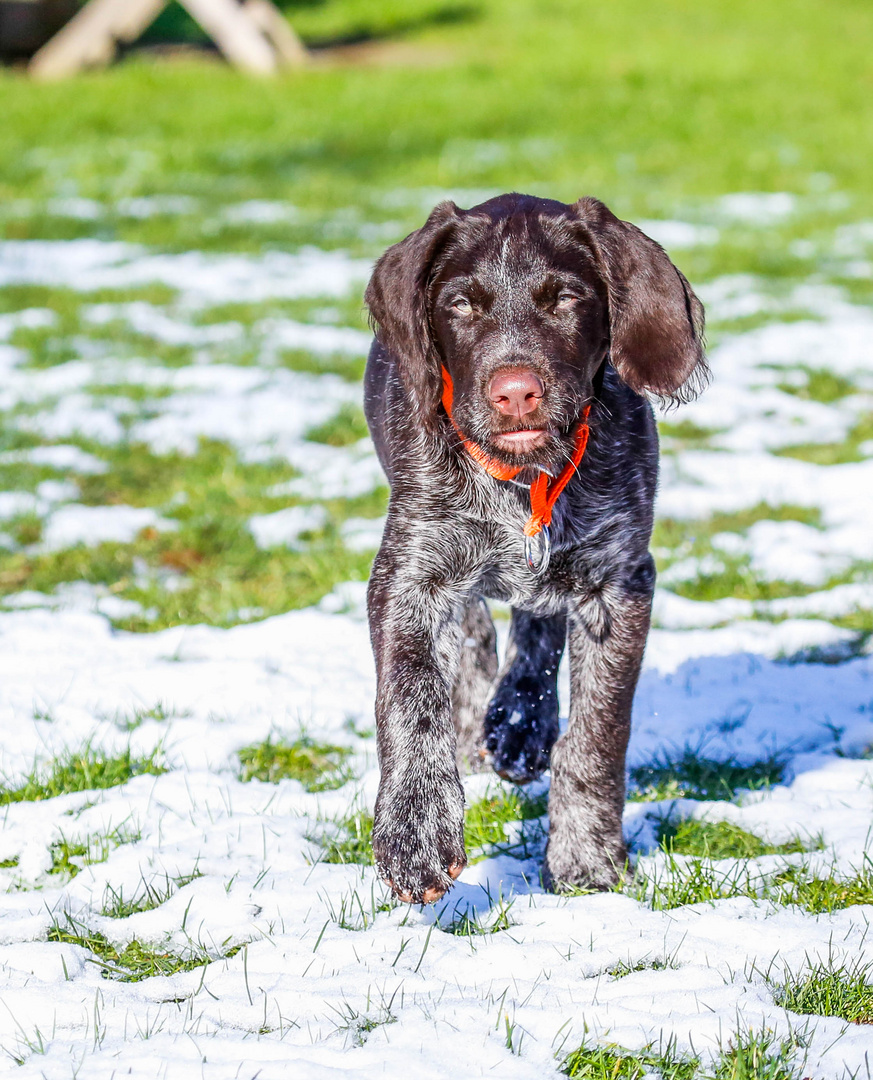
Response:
[[524, 525, 551, 575]]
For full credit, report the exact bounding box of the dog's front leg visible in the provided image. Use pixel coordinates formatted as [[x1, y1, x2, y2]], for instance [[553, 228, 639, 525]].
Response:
[[543, 555, 655, 892], [368, 553, 467, 904]]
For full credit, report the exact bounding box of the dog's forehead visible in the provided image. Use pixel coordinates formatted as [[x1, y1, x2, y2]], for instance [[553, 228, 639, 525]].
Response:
[[441, 211, 593, 286]]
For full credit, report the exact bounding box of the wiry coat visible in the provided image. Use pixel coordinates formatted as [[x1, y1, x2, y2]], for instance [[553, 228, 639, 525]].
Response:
[[363, 193, 707, 903]]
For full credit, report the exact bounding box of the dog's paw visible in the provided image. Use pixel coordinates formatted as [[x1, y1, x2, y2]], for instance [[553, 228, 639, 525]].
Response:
[[483, 675, 559, 784], [542, 833, 628, 894], [372, 782, 466, 904]]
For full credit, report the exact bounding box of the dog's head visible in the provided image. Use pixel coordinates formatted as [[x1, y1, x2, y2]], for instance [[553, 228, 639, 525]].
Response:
[[365, 193, 707, 473]]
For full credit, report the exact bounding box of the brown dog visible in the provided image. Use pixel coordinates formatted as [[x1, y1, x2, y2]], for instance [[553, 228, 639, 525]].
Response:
[[363, 193, 707, 903]]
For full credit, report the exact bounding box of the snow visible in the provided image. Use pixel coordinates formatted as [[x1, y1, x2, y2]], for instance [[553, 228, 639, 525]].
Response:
[[248, 504, 328, 550], [318, 579, 369, 618], [46, 197, 103, 221], [38, 504, 176, 552], [2, 582, 147, 620], [653, 583, 873, 630], [0, 239, 372, 308], [637, 220, 719, 249], [716, 192, 798, 224], [221, 200, 301, 225], [0, 605, 872, 1076], [0, 444, 109, 474], [340, 516, 386, 552], [115, 196, 198, 219], [0, 491, 46, 519]]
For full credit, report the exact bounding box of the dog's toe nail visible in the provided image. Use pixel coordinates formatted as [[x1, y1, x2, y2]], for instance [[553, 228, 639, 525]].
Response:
[[421, 884, 446, 904], [387, 880, 415, 904], [447, 860, 465, 880]]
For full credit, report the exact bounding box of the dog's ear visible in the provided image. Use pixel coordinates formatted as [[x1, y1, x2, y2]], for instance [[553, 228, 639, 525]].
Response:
[[574, 197, 708, 404], [365, 201, 461, 424]]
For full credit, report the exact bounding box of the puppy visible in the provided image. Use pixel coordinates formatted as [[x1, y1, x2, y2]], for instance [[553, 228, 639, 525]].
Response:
[[363, 193, 706, 903]]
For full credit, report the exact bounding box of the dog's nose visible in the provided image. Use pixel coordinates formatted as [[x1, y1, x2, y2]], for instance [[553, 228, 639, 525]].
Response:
[[489, 370, 544, 417]]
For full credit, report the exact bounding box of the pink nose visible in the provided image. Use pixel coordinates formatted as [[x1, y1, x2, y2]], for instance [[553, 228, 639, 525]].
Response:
[[489, 370, 544, 417]]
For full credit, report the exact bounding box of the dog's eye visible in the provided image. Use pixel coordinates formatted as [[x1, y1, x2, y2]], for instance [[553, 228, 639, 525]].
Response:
[[451, 298, 473, 315], [556, 293, 579, 310]]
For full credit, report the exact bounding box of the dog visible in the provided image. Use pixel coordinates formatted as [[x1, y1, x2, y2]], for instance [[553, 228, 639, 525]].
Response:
[[363, 192, 707, 904]]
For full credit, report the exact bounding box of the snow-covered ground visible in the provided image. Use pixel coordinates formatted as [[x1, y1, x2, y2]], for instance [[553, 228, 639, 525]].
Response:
[[0, 200, 872, 1078]]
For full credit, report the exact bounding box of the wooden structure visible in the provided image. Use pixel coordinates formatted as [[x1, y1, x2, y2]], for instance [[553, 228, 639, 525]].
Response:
[[28, 0, 307, 78], [0, 0, 78, 60]]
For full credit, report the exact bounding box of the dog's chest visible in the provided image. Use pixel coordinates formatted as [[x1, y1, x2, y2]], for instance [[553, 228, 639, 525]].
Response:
[[474, 527, 593, 614], [471, 492, 633, 613]]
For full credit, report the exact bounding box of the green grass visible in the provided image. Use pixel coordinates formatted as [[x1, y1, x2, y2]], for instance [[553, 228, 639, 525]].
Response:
[[195, 295, 367, 332], [101, 870, 203, 917], [328, 993, 399, 1048], [48, 913, 240, 982], [629, 749, 786, 802], [463, 787, 548, 862], [770, 863, 873, 914], [4, 512, 43, 548], [438, 896, 515, 936], [655, 504, 823, 553], [0, 745, 165, 804], [773, 959, 873, 1024], [652, 504, 838, 606], [50, 823, 142, 879], [607, 957, 678, 978], [628, 850, 873, 914], [276, 348, 367, 382], [709, 1031, 803, 1080], [74, 438, 293, 511], [559, 1028, 803, 1079], [658, 554, 851, 608], [238, 736, 353, 792], [305, 404, 370, 447], [5, 291, 239, 370], [314, 809, 375, 865], [658, 419, 721, 449], [321, 882, 402, 931], [311, 786, 547, 867], [0, 529, 377, 632], [0, 437, 385, 631], [657, 819, 819, 859], [776, 368, 859, 404], [106, 701, 189, 732], [773, 411, 873, 466], [3, 0, 873, 231], [628, 854, 762, 911], [561, 1040, 698, 1080]]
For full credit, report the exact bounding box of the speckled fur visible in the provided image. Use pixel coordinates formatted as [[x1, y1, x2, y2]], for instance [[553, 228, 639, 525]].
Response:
[[364, 193, 707, 901]]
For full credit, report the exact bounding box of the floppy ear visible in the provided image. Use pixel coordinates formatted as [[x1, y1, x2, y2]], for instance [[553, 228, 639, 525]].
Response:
[[365, 200, 461, 425], [574, 197, 708, 404]]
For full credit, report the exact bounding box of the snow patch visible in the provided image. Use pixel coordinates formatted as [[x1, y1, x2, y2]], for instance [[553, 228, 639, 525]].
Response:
[[247, 504, 328, 550], [39, 505, 176, 552]]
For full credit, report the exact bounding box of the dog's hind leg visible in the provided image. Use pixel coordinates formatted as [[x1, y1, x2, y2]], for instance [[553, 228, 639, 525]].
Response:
[[452, 595, 499, 774], [483, 610, 566, 784]]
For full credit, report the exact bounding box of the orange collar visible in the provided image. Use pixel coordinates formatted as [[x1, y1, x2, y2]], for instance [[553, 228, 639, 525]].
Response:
[[440, 366, 590, 541]]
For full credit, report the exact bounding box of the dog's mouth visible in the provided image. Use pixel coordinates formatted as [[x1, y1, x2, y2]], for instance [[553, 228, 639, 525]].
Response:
[[491, 428, 550, 453], [482, 425, 571, 476]]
